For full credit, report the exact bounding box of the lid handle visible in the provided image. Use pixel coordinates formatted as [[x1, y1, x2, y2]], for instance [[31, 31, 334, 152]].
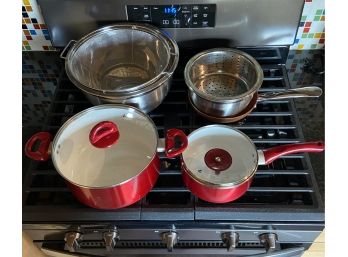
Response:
[[25, 132, 52, 161], [165, 129, 188, 158], [89, 121, 119, 148]]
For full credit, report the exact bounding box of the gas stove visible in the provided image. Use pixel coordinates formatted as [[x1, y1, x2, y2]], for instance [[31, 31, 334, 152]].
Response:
[[23, 46, 324, 256], [24, 1, 324, 256]]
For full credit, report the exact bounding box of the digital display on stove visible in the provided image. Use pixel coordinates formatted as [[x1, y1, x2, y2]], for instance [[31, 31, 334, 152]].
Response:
[[164, 7, 177, 14], [127, 4, 216, 28]]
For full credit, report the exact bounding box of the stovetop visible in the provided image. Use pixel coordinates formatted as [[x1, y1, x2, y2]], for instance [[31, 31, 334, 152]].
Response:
[[22, 47, 324, 223]]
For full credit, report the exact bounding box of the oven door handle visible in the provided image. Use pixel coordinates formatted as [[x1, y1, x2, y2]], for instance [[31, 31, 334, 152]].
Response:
[[248, 247, 305, 257], [40, 246, 304, 256], [41, 248, 87, 257]]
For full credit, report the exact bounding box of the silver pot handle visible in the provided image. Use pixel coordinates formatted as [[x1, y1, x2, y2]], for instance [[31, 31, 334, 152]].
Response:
[[257, 86, 322, 101], [247, 247, 305, 257], [60, 40, 77, 59]]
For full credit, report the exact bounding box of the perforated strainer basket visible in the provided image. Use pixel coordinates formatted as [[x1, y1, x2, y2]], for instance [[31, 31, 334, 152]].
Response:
[[184, 48, 264, 117]]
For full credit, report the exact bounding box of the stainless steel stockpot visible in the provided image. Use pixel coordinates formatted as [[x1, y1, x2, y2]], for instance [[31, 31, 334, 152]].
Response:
[[61, 23, 179, 113], [184, 48, 264, 117]]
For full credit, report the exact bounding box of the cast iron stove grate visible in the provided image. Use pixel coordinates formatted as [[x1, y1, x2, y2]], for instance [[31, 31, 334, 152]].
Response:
[[23, 47, 324, 223]]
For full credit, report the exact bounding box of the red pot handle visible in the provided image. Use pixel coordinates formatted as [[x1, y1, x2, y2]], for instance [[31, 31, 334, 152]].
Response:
[[165, 129, 188, 158], [89, 121, 120, 148], [25, 132, 53, 161], [261, 141, 325, 165]]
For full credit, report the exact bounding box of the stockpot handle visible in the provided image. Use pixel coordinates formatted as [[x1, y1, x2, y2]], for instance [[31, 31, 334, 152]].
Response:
[[165, 129, 188, 158], [60, 40, 77, 59], [247, 247, 305, 257], [25, 132, 53, 161]]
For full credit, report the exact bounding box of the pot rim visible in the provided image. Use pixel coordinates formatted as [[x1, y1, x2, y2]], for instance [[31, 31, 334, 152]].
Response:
[[50, 104, 160, 189], [64, 23, 179, 99], [184, 48, 264, 103], [181, 124, 259, 187]]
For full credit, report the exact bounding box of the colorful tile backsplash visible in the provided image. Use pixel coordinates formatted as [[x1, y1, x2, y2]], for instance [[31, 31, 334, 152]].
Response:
[[22, 0, 53, 51], [289, 0, 325, 50], [22, 0, 325, 50], [22, 52, 61, 125]]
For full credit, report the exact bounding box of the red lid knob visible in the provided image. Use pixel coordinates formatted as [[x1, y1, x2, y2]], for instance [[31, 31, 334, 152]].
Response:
[[204, 148, 232, 172], [89, 121, 119, 148]]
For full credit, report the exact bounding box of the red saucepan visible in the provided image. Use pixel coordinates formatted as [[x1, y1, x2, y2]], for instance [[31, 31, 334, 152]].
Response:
[[180, 125, 324, 203], [25, 105, 187, 209]]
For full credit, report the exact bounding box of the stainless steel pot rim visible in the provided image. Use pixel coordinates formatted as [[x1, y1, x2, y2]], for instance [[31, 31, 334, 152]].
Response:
[[50, 104, 160, 189], [184, 48, 264, 103], [65, 23, 179, 98], [182, 124, 259, 187]]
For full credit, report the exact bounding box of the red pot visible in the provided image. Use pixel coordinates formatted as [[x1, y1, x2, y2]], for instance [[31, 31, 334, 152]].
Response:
[[25, 105, 187, 209], [180, 125, 324, 203]]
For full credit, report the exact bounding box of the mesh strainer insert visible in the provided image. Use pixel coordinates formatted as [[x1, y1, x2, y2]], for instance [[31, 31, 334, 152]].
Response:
[[184, 48, 263, 101]]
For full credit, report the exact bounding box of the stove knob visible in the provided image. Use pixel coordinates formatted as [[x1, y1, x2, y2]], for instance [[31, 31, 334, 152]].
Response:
[[64, 231, 82, 252], [161, 231, 178, 252], [103, 230, 119, 251], [221, 232, 239, 251], [259, 233, 279, 252]]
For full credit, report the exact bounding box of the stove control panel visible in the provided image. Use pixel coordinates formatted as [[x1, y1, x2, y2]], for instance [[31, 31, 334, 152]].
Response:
[[126, 4, 216, 28]]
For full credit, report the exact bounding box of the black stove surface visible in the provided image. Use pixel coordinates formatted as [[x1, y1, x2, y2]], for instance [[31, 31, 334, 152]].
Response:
[[22, 47, 324, 223]]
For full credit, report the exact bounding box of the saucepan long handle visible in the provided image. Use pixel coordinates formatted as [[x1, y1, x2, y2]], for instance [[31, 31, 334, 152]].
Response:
[[257, 86, 322, 101], [258, 141, 325, 165]]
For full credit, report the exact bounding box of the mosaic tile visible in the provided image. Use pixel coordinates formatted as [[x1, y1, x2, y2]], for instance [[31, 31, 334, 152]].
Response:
[[305, 22, 312, 27], [316, 9, 323, 15]]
